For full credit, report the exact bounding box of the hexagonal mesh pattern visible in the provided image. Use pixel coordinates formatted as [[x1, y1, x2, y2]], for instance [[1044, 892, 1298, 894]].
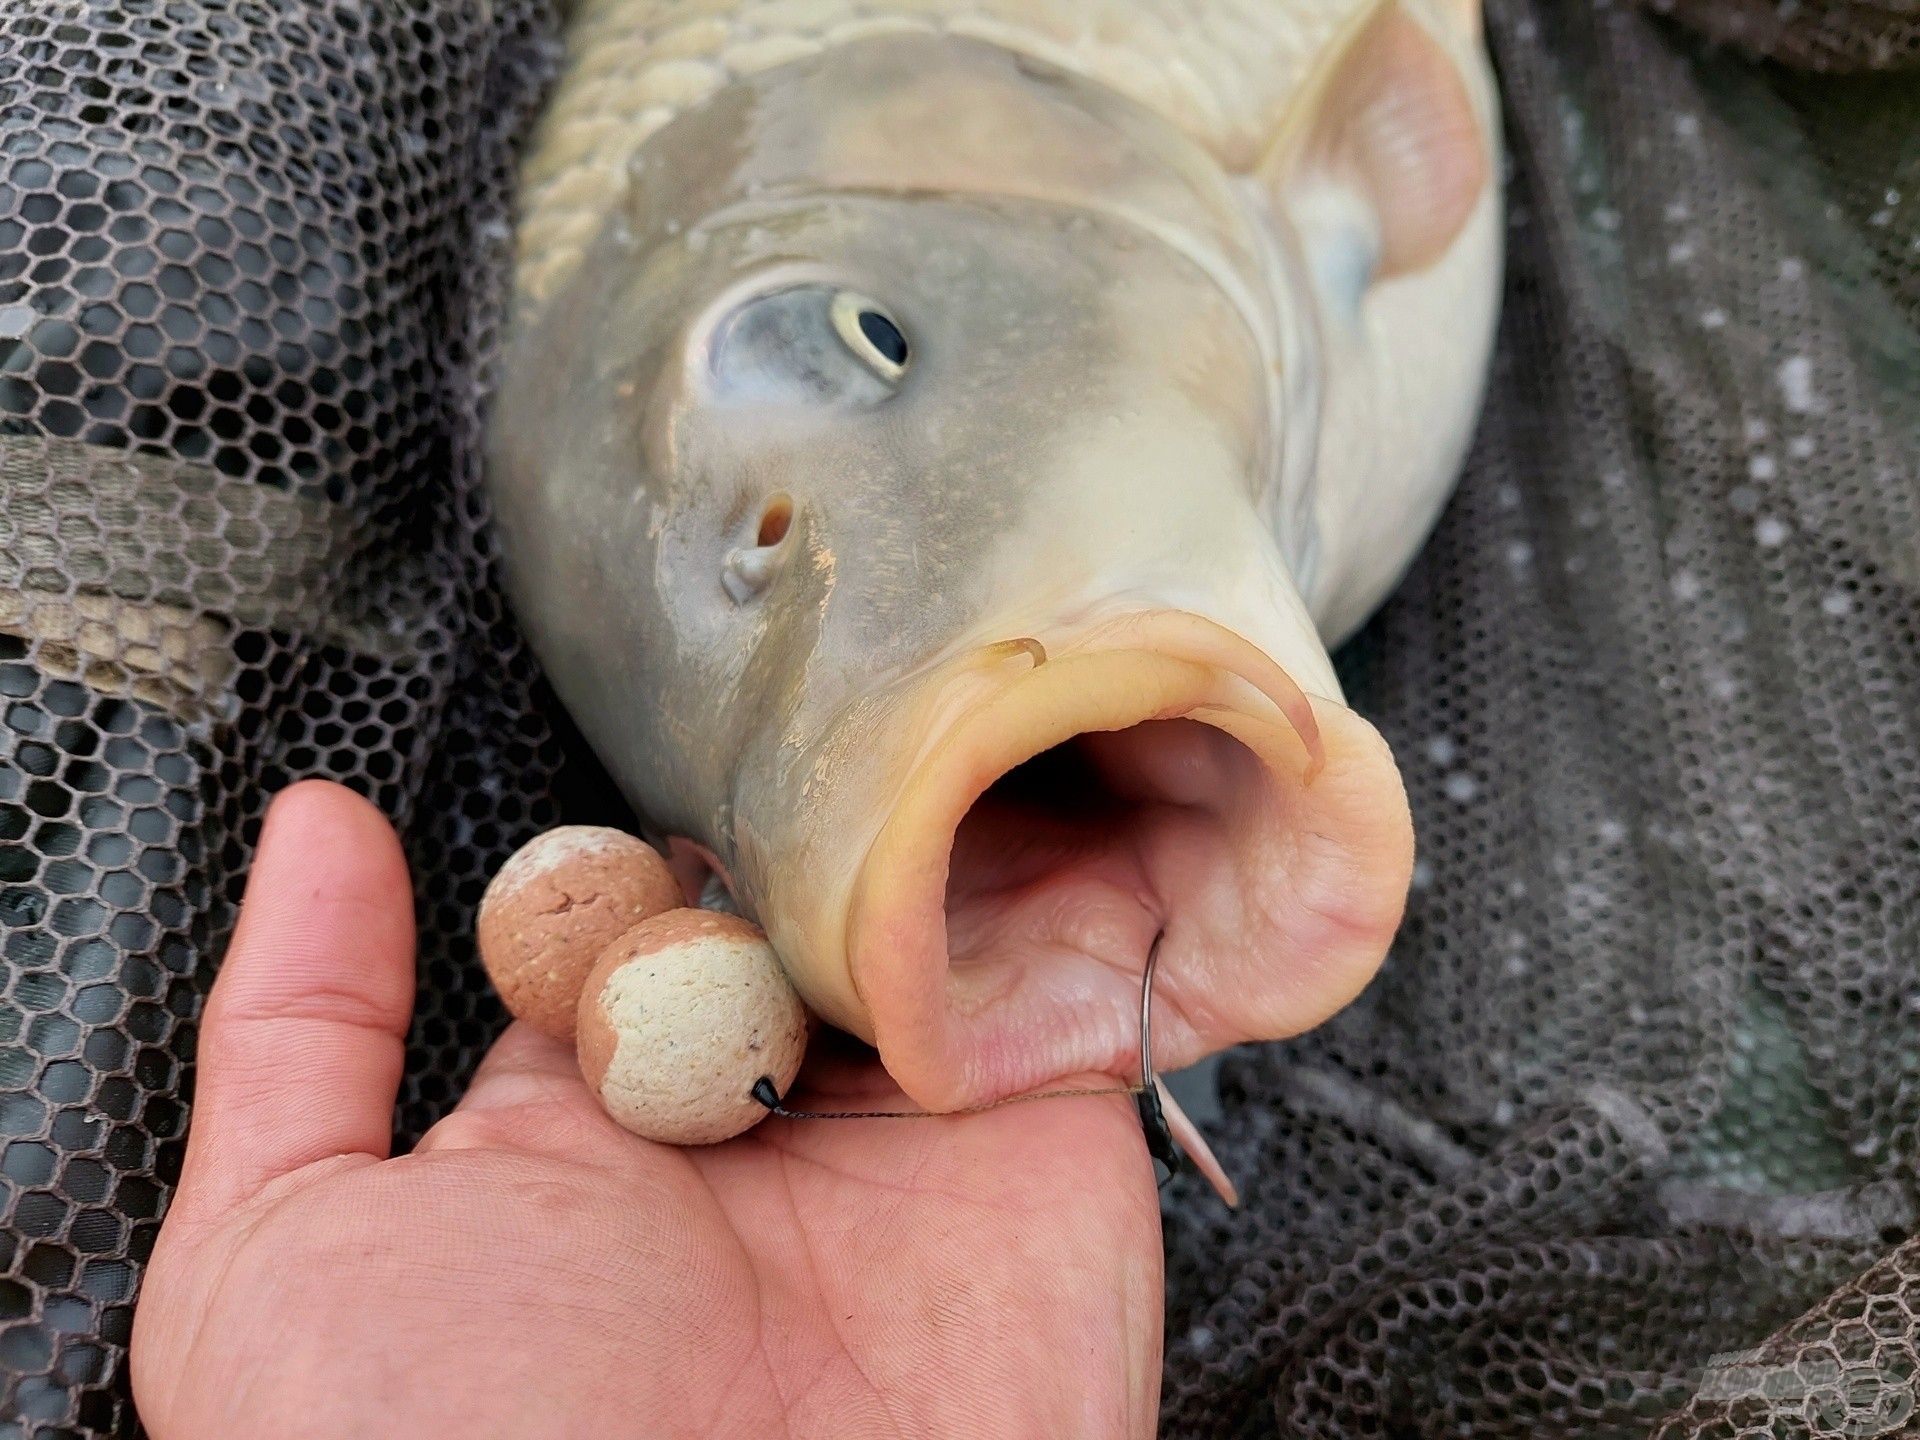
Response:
[[0, 2, 564, 1433], [0, 3, 1915, 1439]]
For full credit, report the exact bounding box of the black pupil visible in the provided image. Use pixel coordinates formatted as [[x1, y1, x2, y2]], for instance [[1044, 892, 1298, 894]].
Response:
[[857, 309, 908, 367]]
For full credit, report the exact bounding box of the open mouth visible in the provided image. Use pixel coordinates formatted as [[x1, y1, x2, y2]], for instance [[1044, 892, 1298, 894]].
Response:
[[842, 613, 1415, 1111]]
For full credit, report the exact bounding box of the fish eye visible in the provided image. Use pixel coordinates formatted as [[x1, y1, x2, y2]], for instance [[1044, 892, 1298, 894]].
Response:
[[830, 292, 909, 381], [703, 285, 904, 406]]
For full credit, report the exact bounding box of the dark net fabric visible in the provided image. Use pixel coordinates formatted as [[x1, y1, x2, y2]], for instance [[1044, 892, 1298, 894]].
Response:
[[0, 3, 566, 1433], [0, 2, 1914, 1438]]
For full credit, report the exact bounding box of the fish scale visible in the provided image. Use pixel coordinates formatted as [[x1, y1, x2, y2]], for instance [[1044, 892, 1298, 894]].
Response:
[[518, 0, 1387, 306]]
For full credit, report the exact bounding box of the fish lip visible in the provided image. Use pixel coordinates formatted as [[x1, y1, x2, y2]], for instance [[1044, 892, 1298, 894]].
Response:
[[827, 610, 1406, 1113]]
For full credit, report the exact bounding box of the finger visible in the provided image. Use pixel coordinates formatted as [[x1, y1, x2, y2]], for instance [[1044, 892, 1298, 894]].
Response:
[[449, 1021, 584, 1114], [415, 1022, 634, 1160], [174, 780, 415, 1217]]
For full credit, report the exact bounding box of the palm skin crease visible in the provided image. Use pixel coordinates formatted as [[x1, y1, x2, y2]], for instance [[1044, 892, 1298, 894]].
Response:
[[131, 781, 1164, 1439]]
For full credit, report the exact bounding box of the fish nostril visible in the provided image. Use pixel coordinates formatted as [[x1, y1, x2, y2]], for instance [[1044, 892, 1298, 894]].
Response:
[[756, 493, 794, 549], [722, 493, 796, 605]]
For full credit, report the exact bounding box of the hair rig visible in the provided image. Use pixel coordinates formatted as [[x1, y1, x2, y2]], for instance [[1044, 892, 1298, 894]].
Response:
[[750, 933, 1239, 1205]]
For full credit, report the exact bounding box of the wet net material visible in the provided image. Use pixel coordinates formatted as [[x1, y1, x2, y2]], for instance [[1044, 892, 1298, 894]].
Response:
[[0, 3, 568, 1433], [0, 3, 1912, 1438]]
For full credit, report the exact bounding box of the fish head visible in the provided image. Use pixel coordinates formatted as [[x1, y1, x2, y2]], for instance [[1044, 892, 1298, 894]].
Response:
[[490, 34, 1423, 1110]]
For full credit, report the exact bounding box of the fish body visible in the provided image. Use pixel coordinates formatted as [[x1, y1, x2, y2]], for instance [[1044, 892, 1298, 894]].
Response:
[[488, 0, 1501, 1108]]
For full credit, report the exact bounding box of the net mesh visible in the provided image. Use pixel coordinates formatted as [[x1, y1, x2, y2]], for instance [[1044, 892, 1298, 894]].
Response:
[[0, 3, 566, 1433], [0, 2, 1913, 1437]]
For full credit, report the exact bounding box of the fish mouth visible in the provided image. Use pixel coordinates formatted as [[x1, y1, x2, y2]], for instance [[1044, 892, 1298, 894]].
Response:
[[840, 612, 1413, 1112]]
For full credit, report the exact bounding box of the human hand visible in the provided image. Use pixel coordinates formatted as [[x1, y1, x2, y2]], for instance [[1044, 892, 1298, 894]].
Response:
[[132, 781, 1164, 1438]]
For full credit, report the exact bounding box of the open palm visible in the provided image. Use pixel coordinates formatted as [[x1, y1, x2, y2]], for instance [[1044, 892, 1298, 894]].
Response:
[[132, 782, 1164, 1439]]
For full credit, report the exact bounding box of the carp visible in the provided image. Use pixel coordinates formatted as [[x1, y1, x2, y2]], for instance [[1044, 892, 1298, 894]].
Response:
[[487, 0, 1501, 1113]]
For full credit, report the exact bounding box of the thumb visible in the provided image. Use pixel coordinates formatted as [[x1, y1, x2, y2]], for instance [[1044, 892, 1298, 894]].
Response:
[[172, 780, 416, 1219]]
